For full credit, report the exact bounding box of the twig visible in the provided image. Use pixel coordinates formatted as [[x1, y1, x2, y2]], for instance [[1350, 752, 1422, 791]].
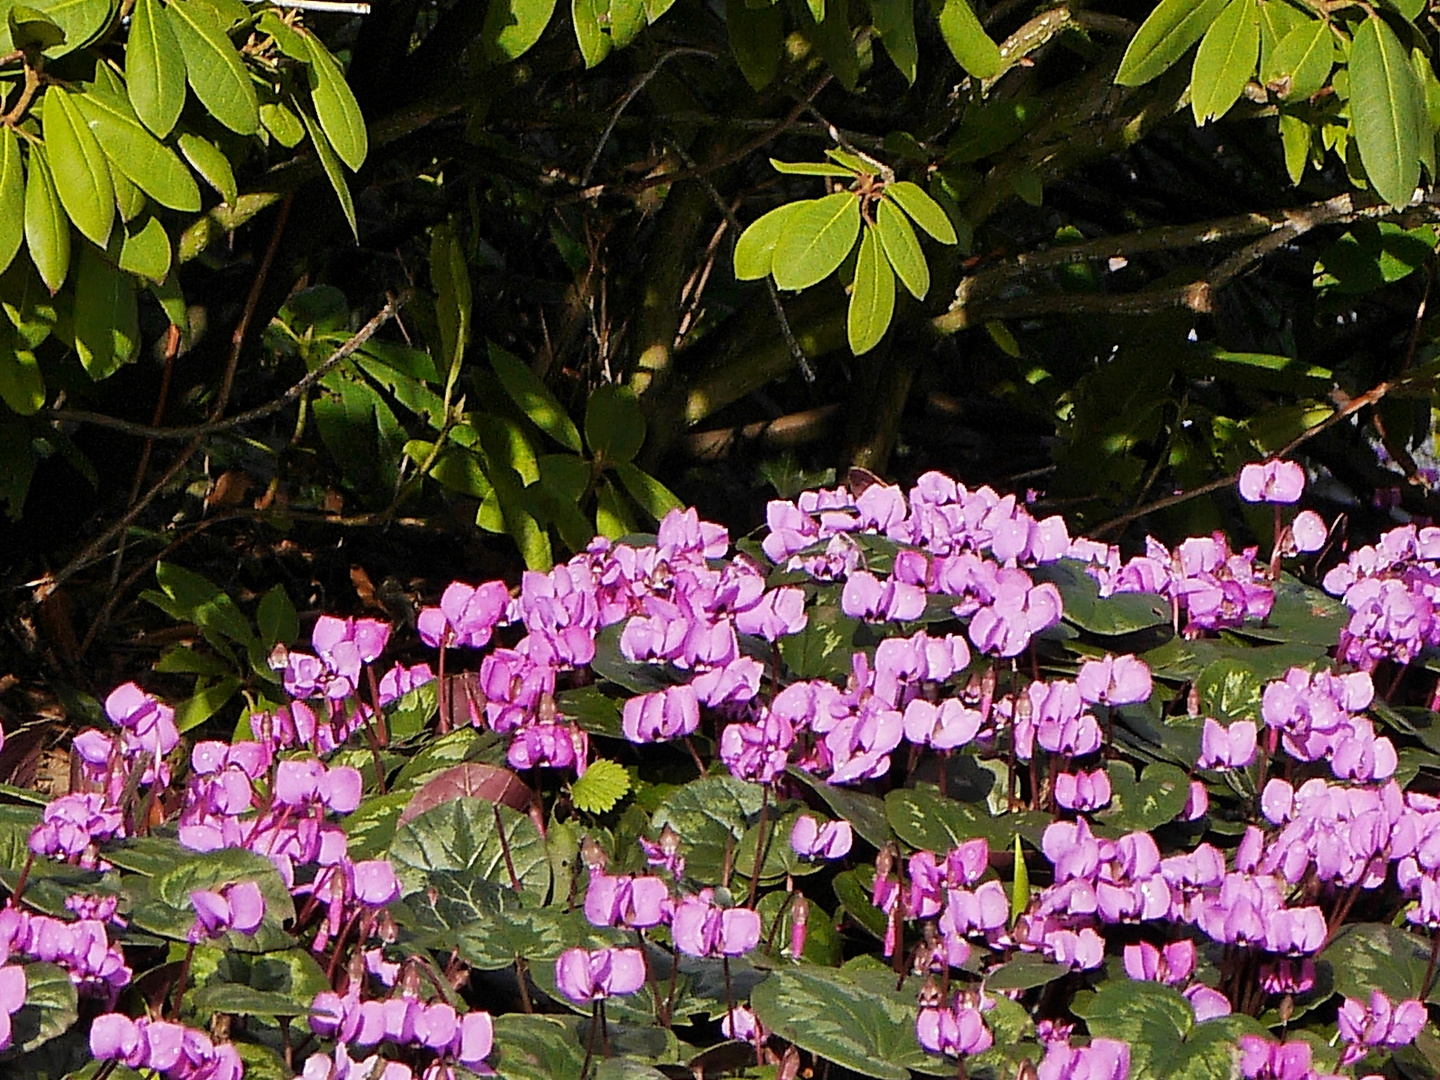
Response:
[[213, 194, 293, 422], [581, 48, 716, 186]]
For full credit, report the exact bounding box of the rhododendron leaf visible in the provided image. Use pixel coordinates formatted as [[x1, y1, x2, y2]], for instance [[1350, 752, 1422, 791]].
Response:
[[571, 758, 631, 814], [652, 776, 766, 886], [585, 383, 645, 464], [389, 797, 551, 909], [750, 964, 942, 1080], [1030, 559, 1169, 636], [1323, 922, 1440, 1004], [9, 962, 77, 1054], [490, 342, 583, 453]]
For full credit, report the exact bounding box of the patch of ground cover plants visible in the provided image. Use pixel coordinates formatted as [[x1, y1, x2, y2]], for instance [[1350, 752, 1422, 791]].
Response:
[[5, 459, 1440, 1080]]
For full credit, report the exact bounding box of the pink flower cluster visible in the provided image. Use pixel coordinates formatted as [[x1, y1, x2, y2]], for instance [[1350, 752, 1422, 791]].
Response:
[[1324, 523, 1440, 668], [91, 1013, 243, 1080], [306, 988, 494, 1079]]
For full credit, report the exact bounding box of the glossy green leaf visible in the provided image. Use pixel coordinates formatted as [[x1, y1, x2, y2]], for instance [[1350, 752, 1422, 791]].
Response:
[[937, 0, 999, 78], [10, 5, 64, 52], [871, 0, 917, 83], [73, 242, 139, 380], [297, 98, 358, 239], [112, 167, 147, 222], [126, 0, 186, 137], [256, 9, 305, 57], [431, 220, 470, 389], [1009, 832, 1029, 924], [570, 757, 631, 814], [652, 776, 765, 886], [769, 158, 857, 177], [985, 952, 1067, 992], [806, 1, 857, 90], [734, 201, 805, 281], [727, 0, 782, 90], [885, 786, 1048, 852], [23, 145, 70, 293], [117, 213, 172, 284], [481, 0, 557, 60], [1263, 17, 1333, 101], [1029, 558, 1169, 635], [1116, 0, 1228, 86], [1190, 0, 1259, 124], [300, 29, 367, 172], [166, 0, 259, 135], [0, 127, 22, 275], [614, 460, 682, 522], [771, 192, 861, 292], [10, 962, 78, 1054], [73, 87, 201, 212], [571, 0, 610, 68], [389, 796, 551, 909], [585, 382, 645, 464], [489, 342, 582, 452], [1095, 762, 1190, 832], [27, 0, 113, 57], [883, 181, 956, 244], [595, 476, 633, 538], [1280, 110, 1313, 184], [848, 224, 894, 354], [0, 330, 44, 415], [175, 130, 237, 205], [1350, 13, 1425, 208], [1314, 220, 1437, 293], [44, 86, 114, 248], [608, 0, 645, 48], [874, 196, 927, 299]]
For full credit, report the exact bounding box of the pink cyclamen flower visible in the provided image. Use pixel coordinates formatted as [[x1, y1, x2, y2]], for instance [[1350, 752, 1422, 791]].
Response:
[[1238, 1036, 1313, 1080], [584, 872, 671, 929], [1337, 990, 1426, 1064], [671, 893, 761, 957], [1290, 510, 1327, 553], [1238, 459, 1305, 504], [189, 881, 266, 941], [1037, 1037, 1130, 1080], [916, 994, 993, 1058], [0, 964, 25, 1050], [1122, 940, 1195, 985], [790, 816, 853, 860], [1198, 718, 1257, 770], [554, 947, 646, 1002], [1076, 655, 1152, 706], [841, 571, 926, 622], [1054, 768, 1112, 811]]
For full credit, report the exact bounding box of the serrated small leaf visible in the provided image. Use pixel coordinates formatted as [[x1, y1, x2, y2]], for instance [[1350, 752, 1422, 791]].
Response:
[[570, 758, 630, 814], [1190, 0, 1259, 124], [24, 146, 70, 293], [299, 29, 367, 172], [883, 181, 956, 244], [614, 460, 682, 522], [0, 126, 23, 275], [771, 192, 861, 292], [733, 201, 805, 281], [296, 97, 357, 239], [127, 0, 186, 137], [175, 130, 237, 205], [847, 224, 894, 355], [1351, 13, 1425, 208], [726, 0, 782, 89], [489, 342, 582, 452], [43, 86, 114, 248], [1264, 18, 1333, 101], [166, 0, 259, 135], [1116, 0, 1229, 86], [874, 197, 927, 299], [938, 0, 1000, 79]]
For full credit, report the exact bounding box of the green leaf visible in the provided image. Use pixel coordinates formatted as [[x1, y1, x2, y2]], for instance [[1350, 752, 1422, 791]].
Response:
[[10, 962, 78, 1054], [768, 159, 858, 177], [937, 0, 1000, 79], [614, 460, 682, 522], [571, 0, 611, 67], [10, 5, 64, 52], [1190, 0, 1259, 124], [885, 786, 1048, 852], [1194, 657, 1265, 722], [874, 197, 928, 299], [166, 0, 259, 135], [73, 243, 138, 380], [804, 1, 857, 90], [489, 342, 582, 452], [608, 0, 645, 48], [595, 476, 633, 538], [726, 0, 782, 90], [189, 948, 331, 1019], [43, 86, 114, 248], [256, 583, 298, 647], [872, 0, 917, 83], [1095, 761, 1190, 832], [260, 99, 305, 148], [72, 86, 202, 212], [453, 907, 589, 970], [176, 676, 242, 731], [883, 181, 956, 244], [0, 327, 43, 415], [734, 201, 805, 281], [570, 757, 631, 814], [1116, 0, 1229, 86], [751, 962, 948, 1080], [0, 126, 23, 275], [652, 776, 766, 886], [585, 382, 645, 464], [297, 97, 357, 239], [431, 220, 470, 391], [1314, 220, 1437, 293], [126, 0, 186, 137], [772, 192, 861, 292], [176, 130, 237, 205], [1323, 922, 1440, 1004], [1028, 559, 1169, 635], [388, 797, 551, 909], [848, 223, 894, 355], [299, 29, 367, 172], [1009, 832, 1029, 924], [491, 1014, 587, 1080], [779, 603, 857, 679], [1263, 17, 1333, 101], [1350, 13, 1425, 208], [117, 213, 172, 283], [25, 0, 114, 58], [481, 0, 557, 60], [985, 952, 1067, 992]]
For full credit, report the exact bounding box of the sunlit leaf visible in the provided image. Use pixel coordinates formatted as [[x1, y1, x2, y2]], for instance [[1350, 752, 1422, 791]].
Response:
[[1190, 0, 1259, 124], [883, 182, 956, 244], [772, 192, 861, 292], [874, 197, 928, 299], [0, 126, 23, 276], [23, 146, 70, 293], [937, 0, 1000, 79], [299, 28, 368, 172], [126, 0, 186, 137], [1350, 13, 1425, 208], [847, 223, 894, 355], [1116, 0, 1228, 86], [166, 0, 259, 135], [43, 86, 114, 248]]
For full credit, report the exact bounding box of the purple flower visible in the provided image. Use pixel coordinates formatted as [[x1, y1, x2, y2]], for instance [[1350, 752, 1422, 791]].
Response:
[[555, 947, 646, 1002], [584, 872, 671, 929], [1198, 718, 1257, 770], [902, 699, 982, 751], [1239, 460, 1305, 504], [916, 993, 993, 1058], [842, 571, 926, 622], [422, 581, 510, 649], [1338, 990, 1427, 1063], [1122, 940, 1194, 985], [1289, 510, 1327, 553], [353, 860, 402, 906], [790, 816, 853, 860], [1076, 655, 1152, 706], [622, 685, 701, 743], [1184, 984, 1232, 1021], [671, 892, 761, 957], [1238, 1036, 1313, 1080], [1054, 768, 1112, 811], [1038, 1037, 1130, 1080], [189, 881, 266, 941]]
